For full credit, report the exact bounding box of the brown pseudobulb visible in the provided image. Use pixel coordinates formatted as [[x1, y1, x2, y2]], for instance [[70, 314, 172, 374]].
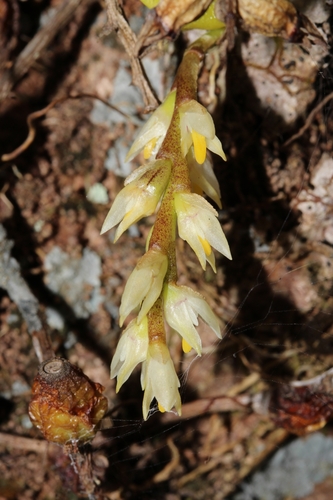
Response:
[[29, 358, 108, 446]]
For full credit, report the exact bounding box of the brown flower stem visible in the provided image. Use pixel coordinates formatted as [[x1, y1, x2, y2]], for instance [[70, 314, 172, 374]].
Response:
[[150, 31, 223, 277], [147, 30, 223, 341], [147, 297, 165, 344], [174, 30, 224, 104], [151, 109, 189, 282]]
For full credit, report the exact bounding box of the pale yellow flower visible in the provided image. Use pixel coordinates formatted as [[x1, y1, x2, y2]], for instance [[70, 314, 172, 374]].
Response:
[[174, 192, 232, 271], [101, 160, 171, 241], [119, 249, 168, 326], [163, 283, 221, 354], [187, 149, 222, 208], [126, 90, 176, 162], [179, 100, 226, 164], [141, 342, 181, 420], [111, 317, 148, 392]]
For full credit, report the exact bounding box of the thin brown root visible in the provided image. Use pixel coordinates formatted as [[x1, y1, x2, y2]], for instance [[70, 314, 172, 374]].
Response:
[[1, 93, 130, 163]]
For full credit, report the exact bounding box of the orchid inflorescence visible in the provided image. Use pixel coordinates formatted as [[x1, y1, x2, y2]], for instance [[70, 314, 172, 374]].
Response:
[[101, 24, 231, 419]]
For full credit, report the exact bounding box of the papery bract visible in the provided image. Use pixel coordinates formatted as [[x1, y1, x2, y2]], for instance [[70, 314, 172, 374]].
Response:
[[101, 160, 171, 241], [141, 342, 181, 420], [111, 317, 149, 392], [119, 248, 168, 326], [174, 192, 231, 271], [163, 283, 221, 354]]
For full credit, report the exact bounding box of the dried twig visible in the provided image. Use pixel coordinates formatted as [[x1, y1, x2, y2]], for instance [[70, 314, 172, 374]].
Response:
[[0, 225, 54, 362], [1, 93, 129, 162], [152, 437, 180, 483], [0, 433, 99, 498], [0, 0, 95, 103], [284, 91, 333, 146], [161, 394, 250, 422], [177, 439, 239, 488], [0, 0, 20, 67], [0, 432, 58, 453], [104, 0, 159, 111]]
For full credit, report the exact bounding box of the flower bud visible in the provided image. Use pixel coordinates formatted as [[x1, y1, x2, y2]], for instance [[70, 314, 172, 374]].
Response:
[[111, 317, 149, 392], [119, 248, 168, 326]]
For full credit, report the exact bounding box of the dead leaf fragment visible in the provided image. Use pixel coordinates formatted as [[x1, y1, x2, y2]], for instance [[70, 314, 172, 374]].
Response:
[[271, 369, 333, 435], [241, 32, 326, 124], [156, 0, 211, 32], [237, 0, 298, 38]]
